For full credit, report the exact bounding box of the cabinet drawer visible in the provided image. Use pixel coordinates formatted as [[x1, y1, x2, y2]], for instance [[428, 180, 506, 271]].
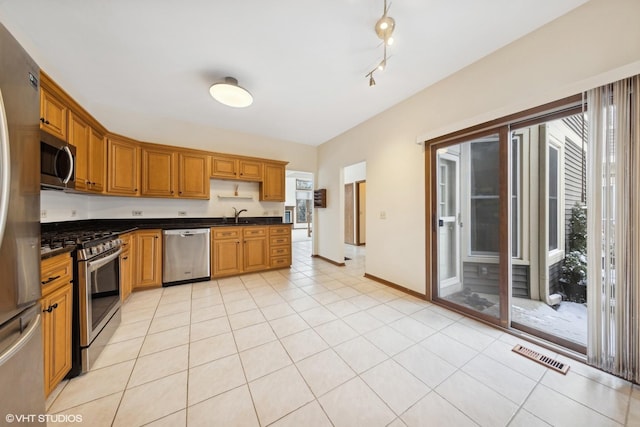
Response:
[[213, 228, 241, 239], [41, 253, 72, 294], [269, 226, 291, 236], [270, 256, 291, 268], [243, 227, 266, 237], [270, 246, 290, 257], [270, 236, 290, 246]]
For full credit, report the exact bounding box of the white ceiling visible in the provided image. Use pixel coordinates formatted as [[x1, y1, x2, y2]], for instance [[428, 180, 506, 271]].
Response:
[[0, 0, 588, 146]]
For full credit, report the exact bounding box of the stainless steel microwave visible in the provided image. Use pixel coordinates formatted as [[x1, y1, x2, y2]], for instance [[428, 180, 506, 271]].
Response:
[[40, 131, 76, 190]]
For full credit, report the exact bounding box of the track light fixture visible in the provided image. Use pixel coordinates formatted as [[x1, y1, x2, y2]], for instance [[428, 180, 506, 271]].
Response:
[[367, 0, 395, 87]]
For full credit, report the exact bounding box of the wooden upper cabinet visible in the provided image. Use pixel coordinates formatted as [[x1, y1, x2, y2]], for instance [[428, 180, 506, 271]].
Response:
[[88, 127, 106, 193], [210, 154, 239, 179], [178, 152, 209, 199], [69, 111, 106, 193], [141, 146, 175, 197], [68, 111, 90, 191], [107, 135, 140, 196], [210, 154, 262, 182], [238, 159, 263, 181], [40, 86, 67, 140], [261, 162, 286, 201]]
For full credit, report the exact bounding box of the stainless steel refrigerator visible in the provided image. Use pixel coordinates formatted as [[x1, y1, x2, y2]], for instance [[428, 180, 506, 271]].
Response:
[[0, 22, 46, 424]]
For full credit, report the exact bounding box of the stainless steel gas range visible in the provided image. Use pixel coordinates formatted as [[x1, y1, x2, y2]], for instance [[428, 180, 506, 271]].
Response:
[[41, 230, 123, 376]]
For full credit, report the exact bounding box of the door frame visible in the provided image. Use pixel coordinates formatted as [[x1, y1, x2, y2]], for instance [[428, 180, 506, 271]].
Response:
[[429, 127, 511, 327], [355, 180, 366, 246], [435, 152, 461, 292]]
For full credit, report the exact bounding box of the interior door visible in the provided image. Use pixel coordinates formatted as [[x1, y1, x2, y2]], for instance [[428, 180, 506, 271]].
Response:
[[344, 183, 355, 244], [356, 181, 366, 245]]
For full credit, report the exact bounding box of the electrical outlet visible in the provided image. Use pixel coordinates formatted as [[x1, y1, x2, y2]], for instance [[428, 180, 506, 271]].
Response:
[[379, 211, 386, 220], [71, 210, 77, 217], [178, 211, 187, 217], [40, 210, 47, 218], [132, 210, 143, 217]]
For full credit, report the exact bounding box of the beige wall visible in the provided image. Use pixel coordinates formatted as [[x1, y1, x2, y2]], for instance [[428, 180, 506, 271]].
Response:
[[315, 0, 640, 294]]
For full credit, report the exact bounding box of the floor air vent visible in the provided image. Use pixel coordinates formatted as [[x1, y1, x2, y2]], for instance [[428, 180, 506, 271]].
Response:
[[512, 344, 570, 374]]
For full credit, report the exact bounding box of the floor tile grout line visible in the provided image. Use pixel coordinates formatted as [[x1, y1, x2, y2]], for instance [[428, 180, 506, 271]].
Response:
[[110, 287, 162, 426]]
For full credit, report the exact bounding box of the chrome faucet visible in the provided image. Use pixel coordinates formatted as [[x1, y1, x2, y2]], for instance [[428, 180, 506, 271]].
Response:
[[232, 207, 248, 224]]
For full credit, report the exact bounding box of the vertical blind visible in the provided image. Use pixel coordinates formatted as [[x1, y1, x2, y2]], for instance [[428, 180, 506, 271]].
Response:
[[586, 74, 640, 382]]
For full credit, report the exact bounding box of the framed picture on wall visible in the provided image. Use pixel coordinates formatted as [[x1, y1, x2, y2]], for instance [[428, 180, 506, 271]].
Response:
[[296, 179, 313, 190]]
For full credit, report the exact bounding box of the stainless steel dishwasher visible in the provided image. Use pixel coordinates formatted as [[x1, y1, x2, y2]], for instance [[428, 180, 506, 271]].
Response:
[[163, 228, 211, 286]]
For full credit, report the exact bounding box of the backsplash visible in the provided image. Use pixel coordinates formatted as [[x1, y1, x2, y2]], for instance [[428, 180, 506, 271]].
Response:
[[40, 180, 284, 223]]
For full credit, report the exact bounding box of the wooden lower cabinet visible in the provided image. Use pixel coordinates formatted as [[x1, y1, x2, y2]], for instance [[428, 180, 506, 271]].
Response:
[[133, 229, 162, 289], [40, 252, 73, 397], [269, 225, 292, 268], [212, 237, 243, 277], [243, 228, 268, 272], [120, 232, 134, 301], [211, 225, 290, 278]]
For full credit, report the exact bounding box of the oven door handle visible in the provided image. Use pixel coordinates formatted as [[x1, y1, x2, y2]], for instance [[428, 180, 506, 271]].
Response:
[[87, 248, 122, 272]]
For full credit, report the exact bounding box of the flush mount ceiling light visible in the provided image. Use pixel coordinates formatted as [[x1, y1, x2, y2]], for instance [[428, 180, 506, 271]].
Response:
[[366, 0, 395, 86], [209, 77, 253, 108]]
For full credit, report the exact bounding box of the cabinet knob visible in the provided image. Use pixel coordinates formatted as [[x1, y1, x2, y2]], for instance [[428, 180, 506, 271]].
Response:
[[52, 303, 58, 310]]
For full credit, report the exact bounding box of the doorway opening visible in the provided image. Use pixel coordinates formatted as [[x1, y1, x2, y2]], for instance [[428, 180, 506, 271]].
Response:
[[344, 162, 366, 264], [285, 171, 314, 250]]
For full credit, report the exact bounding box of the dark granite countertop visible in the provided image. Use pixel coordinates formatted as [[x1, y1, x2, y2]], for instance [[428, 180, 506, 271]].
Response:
[[40, 245, 75, 260], [41, 217, 292, 235]]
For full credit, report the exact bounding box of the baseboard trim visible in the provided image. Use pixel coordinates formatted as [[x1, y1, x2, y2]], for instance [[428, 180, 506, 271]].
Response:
[[311, 254, 346, 267], [364, 273, 428, 301]]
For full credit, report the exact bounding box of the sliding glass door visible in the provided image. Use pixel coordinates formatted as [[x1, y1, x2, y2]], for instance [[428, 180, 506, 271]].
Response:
[[429, 104, 587, 351], [432, 129, 510, 326]]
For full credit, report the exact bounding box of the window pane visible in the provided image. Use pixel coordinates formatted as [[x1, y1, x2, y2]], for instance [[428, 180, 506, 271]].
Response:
[[471, 140, 499, 196], [549, 146, 559, 250], [470, 137, 500, 254], [471, 198, 500, 253], [512, 136, 520, 258]]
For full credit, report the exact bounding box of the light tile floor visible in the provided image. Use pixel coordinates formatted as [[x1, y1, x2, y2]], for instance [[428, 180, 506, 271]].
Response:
[[45, 238, 640, 426]]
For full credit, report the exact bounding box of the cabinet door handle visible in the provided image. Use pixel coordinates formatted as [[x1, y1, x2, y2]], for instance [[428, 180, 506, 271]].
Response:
[[41, 275, 61, 285], [43, 306, 53, 313], [123, 256, 128, 260], [52, 303, 58, 310]]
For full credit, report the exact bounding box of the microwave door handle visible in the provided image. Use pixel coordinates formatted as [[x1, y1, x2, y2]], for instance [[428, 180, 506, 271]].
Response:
[[0, 88, 11, 246], [61, 145, 74, 184]]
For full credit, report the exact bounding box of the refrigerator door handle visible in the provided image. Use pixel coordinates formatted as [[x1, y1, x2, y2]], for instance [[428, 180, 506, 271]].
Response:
[[0, 312, 40, 366], [0, 88, 11, 247]]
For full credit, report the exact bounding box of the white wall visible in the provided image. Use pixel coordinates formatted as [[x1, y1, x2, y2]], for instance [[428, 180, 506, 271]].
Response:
[[344, 161, 366, 184], [41, 179, 283, 223], [315, 0, 640, 294]]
